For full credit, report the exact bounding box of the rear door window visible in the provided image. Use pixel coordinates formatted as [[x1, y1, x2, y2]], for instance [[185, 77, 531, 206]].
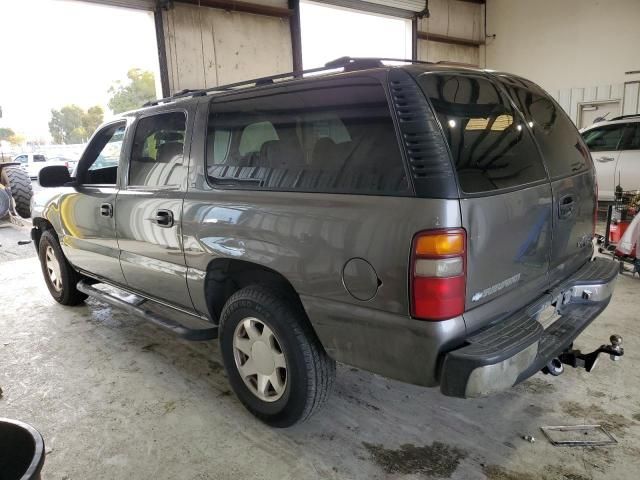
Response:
[[618, 123, 640, 151], [206, 79, 410, 196], [499, 75, 591, 178], [33, 155, 46, 162], [128, 112, 187, 188], [417, 73, 548, 193]]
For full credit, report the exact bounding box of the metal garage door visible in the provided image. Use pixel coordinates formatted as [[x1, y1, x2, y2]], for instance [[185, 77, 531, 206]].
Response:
[[315, 0, 427, 18], [78, 0, 155, 10]]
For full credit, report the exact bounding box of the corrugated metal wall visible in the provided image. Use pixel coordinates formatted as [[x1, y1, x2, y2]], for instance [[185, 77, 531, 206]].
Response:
[[162, 2, 293, 93], [416, 0, 483, 66], [553, 82, 640, 124]]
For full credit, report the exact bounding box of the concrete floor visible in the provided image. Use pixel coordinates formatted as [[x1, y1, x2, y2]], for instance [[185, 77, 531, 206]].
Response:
[[1, 224, 640, 479]]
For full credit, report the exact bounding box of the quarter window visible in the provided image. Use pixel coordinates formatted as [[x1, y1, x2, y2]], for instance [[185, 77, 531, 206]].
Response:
[[129, 112, 187, 187], [206, 79, 410, 196], [418, 73, 548, 193], [499, 75, 590, 178]]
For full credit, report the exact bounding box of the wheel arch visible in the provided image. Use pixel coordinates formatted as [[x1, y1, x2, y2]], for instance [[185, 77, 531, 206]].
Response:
[[31, 217, 57, 250], [204, 258, 315, 332]]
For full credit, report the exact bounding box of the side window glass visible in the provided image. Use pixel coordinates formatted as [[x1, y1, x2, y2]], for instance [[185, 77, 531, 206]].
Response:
[[80, 123, 125, 185], [33, 155, 46, 162], [239, 121, 279, 155], [499, 76, 590, 178], [620, 124, 640, 151], [128, 112, 187, 187], [418, 73, 548, 193], [206, 80, 410, 196], [16, 155, 27, 163], [582, 125, 624, 152]]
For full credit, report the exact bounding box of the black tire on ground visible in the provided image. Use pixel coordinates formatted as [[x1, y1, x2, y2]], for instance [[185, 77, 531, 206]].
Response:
[[38, 230, 87, 306], [1, 166, 33, 218], [219, 285, 336, 427]]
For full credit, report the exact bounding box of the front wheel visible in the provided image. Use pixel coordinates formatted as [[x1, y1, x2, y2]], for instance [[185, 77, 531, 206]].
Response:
[[219, 286, 335, 427], [38, 230, 87, 305]]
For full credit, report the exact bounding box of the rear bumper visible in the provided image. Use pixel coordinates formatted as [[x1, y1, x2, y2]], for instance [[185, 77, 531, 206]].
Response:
[[440, 257, 618, 398]]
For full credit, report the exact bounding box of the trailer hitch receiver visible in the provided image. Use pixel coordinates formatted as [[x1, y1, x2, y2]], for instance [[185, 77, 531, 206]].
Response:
[[558, 334, 624, 372]]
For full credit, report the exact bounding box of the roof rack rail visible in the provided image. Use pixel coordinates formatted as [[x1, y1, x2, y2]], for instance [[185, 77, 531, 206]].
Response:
[[609, 114, 640, 121], [143, 56, 432, 107]]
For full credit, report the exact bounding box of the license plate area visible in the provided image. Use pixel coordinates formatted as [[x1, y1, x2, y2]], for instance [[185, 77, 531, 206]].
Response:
[[536, 302, 561, 330]]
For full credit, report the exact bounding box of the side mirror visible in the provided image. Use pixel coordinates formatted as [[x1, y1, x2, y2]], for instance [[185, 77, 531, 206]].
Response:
[[38, 165, 72, 187]]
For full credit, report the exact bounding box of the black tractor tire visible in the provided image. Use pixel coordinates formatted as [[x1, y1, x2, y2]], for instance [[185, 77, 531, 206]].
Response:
[[1, 166, 33, 218], [219, 285, 336, 427], [38, 230, 87, 306]]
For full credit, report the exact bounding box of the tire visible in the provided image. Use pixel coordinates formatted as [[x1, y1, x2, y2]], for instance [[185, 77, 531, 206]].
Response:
[[219, 285, 336, 427], [1, 166, 33, 218], [38, 230, 87, 305]]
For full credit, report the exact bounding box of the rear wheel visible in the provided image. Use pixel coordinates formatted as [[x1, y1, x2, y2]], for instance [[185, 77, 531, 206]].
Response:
[[1, 166, 33, 218], [38, 230, 87, 305], [219, 286, 335, 427]]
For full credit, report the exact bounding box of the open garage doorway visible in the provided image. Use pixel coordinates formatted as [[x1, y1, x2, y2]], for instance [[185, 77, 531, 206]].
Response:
[[300, 1, 413, 68], [0, 0, 161, 149]]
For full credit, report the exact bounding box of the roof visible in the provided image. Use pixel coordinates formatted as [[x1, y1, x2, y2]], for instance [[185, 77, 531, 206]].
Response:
[[580, 115, 640, 132], [140, 57, 487, 111]]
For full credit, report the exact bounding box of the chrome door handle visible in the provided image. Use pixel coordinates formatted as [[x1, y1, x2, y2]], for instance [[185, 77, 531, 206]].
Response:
[[151, 209, 174, 227], [596, 156, 615, 163], [100, 203, 113, 218]]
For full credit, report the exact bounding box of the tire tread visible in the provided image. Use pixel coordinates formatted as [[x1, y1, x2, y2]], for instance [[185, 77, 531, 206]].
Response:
[[221, 285, 335, 426]]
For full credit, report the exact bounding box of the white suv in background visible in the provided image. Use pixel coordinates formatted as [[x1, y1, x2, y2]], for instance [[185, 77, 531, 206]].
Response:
[[581, 115, 640, 201]]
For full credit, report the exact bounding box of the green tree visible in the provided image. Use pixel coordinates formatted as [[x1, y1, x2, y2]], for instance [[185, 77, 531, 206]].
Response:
[[108, 68, 157, 114], [48, 104, 104, 144], [83, 105, 104, 134], [0, 127, 15, 142]]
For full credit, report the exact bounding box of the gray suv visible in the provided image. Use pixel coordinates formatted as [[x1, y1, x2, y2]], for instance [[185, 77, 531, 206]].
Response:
[[33, 58, 619, 427]]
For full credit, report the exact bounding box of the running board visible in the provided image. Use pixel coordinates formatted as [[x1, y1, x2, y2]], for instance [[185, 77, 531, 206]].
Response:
[[76, 280, 217, 341]]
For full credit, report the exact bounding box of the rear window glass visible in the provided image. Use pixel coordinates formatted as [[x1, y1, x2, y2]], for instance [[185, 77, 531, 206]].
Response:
[[499, 75, 590, 178], [206, 79, 410, 196], [418, 73, 547, 193]]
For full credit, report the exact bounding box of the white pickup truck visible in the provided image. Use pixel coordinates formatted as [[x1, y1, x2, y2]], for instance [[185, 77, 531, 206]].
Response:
[[12, 153, 71, 180], [581, 115, 640, 201]]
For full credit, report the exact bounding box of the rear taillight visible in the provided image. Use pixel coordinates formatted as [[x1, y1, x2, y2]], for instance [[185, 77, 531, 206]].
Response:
[[410, 229, 466, 321]]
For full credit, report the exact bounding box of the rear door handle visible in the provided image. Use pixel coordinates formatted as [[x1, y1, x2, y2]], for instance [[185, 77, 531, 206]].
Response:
[[100, 203, 113, 218], [151, 209, 174, 227], [596, 156, 615, 163]]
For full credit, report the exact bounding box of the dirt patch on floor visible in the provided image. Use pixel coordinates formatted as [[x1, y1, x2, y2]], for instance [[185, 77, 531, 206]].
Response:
[[514, 378, 557, 395], [362, 441, 466, 478], [483, 464, 589, 480], [560, 401, 634, 436], [587, 388, 607, 399]]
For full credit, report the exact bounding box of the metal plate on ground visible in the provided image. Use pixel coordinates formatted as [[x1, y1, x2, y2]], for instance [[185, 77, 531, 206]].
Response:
[[540, 425, 617, 446]]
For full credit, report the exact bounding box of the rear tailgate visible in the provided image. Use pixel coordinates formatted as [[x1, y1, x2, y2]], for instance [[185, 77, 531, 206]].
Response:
[[415, 72, 553, 329], [497, 75, 595, 287]]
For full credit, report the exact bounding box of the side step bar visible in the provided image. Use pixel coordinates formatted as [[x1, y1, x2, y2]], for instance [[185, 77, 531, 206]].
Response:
[[76, 280, 217, 341]]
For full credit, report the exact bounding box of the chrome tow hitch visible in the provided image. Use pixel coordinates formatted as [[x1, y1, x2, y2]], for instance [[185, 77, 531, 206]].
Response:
[[554, 334, 624, 373]]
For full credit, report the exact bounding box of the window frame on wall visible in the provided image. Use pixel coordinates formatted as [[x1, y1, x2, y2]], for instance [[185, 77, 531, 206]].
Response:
[[204, 76, 412, 197], [125, 109, 189, 190]]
